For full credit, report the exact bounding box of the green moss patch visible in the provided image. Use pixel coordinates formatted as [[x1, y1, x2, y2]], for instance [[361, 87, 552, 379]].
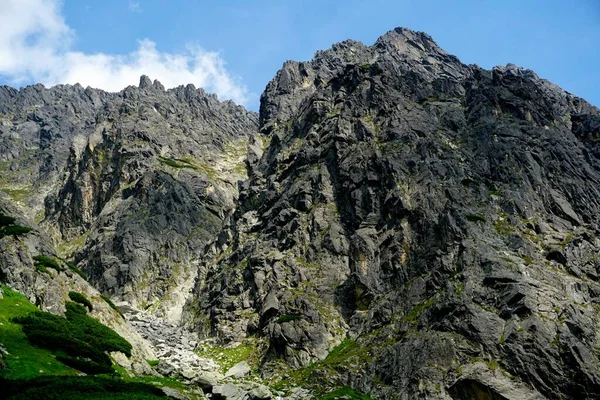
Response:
[[32, 255, 63, 274]]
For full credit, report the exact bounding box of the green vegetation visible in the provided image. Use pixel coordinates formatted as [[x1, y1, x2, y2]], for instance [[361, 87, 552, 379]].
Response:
[[0, 376, 167, 400], [197, 340, 264, 373], [158, 156, 196, 170], [493, 218, 514, 236], [146, 359, 160, 367], [0, 285, 79, 379], [405, 297, 437, 324], [321, 386, 374, 400], [560, 233, 575, 249], [0, 215, 16, 226], [13, 300, 132, 374], [32, 255, 63, 275], [520, 256, 534, 266], [100, 295, 119, 312], [67, 262, 87, 280], [0, 225, 32, 237], [271, 338, 374, 398], [0, 287, 177, 398], [0, 214, 32, 239], [464, 213, 487, 223], [68, 292, 93, 312], [0, 187, 32, 203], [276, 314, 304, 323]]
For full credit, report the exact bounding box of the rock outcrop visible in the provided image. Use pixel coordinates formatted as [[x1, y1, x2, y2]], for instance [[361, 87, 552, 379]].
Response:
[[186, 28, 600, 399]]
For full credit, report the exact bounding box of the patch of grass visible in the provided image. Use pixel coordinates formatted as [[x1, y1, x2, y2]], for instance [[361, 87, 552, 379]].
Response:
[[405, 297, 437, 324], [0, 375, 167, 399], [146, 359, 160, 367], [12, 300, 132, 375], [0, 187, 31, 202], [560, 233, 575, 249], [493, 219, 514, 236], [157, 156, 196, 170], [276, 314, 304, 323], [464, 213, 487, 223], [197, 340, 263, 373], [520, 256, 534, 266], [0, 285, 78, 379], [320, 386, 374, 400], [68, 292, 93, 312]]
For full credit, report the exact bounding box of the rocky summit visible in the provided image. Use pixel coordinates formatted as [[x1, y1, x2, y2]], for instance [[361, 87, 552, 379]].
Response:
[[1, 27, 600, 400]]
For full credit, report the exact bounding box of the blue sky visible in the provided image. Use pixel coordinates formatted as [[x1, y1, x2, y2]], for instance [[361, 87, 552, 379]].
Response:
[[1, 0, 598, 110]]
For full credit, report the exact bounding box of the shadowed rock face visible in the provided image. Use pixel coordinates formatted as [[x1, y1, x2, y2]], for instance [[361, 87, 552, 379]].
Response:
[[187, 28, 600, 399]]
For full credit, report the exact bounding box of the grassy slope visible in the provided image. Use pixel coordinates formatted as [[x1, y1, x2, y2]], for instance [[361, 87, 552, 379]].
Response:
[[0, 285, 78, 379]]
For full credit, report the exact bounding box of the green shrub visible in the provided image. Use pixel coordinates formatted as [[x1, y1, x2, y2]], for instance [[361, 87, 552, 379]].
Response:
[[0, 214, 32, 239], [68, 292, 93, 312], [100, 295, 117, 311], [276, 314, 304, 323], [0, 225, 32, 238], [32, 255, 63, 272], [12, 300, 132, 375], [67, 262, 87, 280], [0, 214, 16, 227]]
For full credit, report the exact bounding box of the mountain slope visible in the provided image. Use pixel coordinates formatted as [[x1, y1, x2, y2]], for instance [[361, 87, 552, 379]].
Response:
[[186, 28, 600, 399], [0, 77, 258, 322]]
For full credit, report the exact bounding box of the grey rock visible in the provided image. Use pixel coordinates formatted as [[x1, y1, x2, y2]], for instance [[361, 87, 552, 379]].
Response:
[[212, 383, 247, 400], [225, 361, 251, 378]]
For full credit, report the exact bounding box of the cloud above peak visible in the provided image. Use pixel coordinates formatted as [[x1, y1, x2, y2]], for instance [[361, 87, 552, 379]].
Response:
[[0, 0, 249, 105]]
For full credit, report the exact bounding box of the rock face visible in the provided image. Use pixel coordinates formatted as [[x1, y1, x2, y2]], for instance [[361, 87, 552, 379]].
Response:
[[0, 77, 258, 322], [186, 28, 600, 399], [3, 26, 600, 400]]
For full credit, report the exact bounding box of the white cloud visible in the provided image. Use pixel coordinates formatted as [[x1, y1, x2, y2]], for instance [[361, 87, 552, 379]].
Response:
[[0, 0, 249, 105], [128, 1, 141, 13]]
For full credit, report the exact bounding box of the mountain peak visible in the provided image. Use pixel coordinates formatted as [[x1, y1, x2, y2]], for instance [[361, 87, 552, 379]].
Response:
[[138, 74, 152, 89]]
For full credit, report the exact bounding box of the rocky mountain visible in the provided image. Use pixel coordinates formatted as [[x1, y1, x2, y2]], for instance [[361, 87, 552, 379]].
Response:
[[0, 78, 258, 323], [1, 26, 600, 400]]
